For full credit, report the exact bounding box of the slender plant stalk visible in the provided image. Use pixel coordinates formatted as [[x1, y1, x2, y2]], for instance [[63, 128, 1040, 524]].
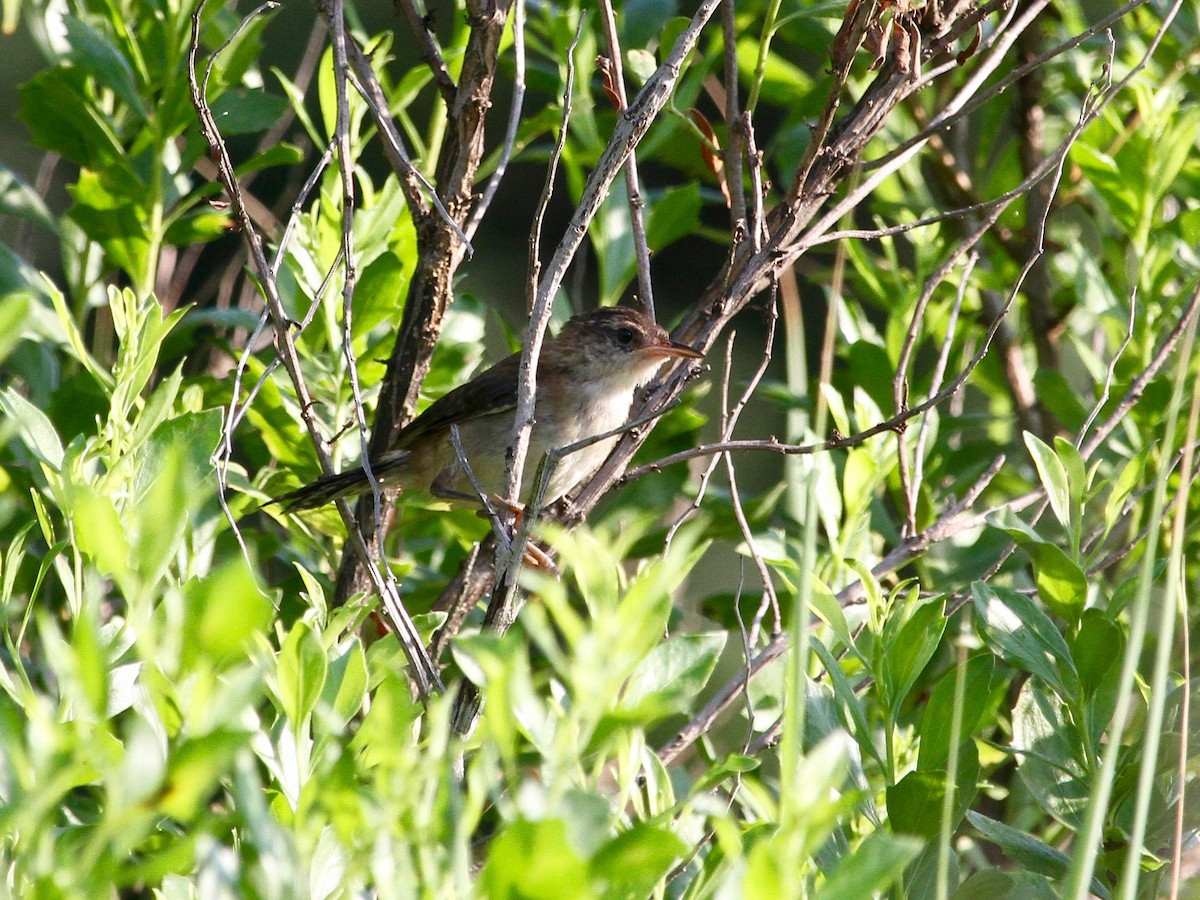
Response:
[[1064, 286, 1200, 897], [1117, 311, 1199, 898]]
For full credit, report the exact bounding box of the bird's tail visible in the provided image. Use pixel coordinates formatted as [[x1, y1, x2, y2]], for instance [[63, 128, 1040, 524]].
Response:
[[270, 450, 412, 511]]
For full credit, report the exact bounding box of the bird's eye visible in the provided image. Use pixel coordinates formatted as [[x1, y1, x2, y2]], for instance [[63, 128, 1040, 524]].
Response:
[[615, 327, 635, 345]]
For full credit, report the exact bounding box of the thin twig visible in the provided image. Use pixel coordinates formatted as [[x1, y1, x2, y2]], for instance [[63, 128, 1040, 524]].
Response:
[[863, 0, 1150, 176], [334, 0, 512, 604], [395, 0, 457, 104], [465, 0, 525, 241], [452, 17, 588, 737], [906, 253, 974, 535], [1076, 291, 1136, 449], [730, 300, 783, 643], [448, 424, 510, 554], [656, 453, 1006, 767], [528, 0, 724, 324], [335, 30, 470, 252], [598, 0, 655, 317], [1081, 285, 1200, 459], [742, 114, 767, 253], [623, 278, 1014, 480], [189, 0, 441, 699], [569, 3, 1030, 521], [721, 0, 747, 232], [330, 0, 395, 609]]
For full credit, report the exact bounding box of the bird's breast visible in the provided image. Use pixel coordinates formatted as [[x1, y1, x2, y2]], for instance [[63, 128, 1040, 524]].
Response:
[[535, 380, 635, 446]]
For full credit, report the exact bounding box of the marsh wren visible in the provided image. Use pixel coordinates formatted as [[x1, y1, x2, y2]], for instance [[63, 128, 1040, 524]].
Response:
[[275, 306, 704, 513]]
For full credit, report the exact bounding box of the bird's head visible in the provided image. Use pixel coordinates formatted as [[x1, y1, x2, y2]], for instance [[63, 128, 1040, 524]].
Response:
[[551, 306, 704, 393]]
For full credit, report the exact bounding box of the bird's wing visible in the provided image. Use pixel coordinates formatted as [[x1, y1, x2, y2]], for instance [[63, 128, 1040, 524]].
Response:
[[394, 351, 522, 447]]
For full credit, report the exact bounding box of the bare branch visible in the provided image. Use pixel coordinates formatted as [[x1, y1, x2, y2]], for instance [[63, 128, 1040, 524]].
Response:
[[189, 0, 441, 699], [529, 0, 725, 321], [334, 0, 513, 604], [395, 0, 458, 104], [720, 0, 747, 233], [598, 0, 655, 318], [465, 0, 526, 241]]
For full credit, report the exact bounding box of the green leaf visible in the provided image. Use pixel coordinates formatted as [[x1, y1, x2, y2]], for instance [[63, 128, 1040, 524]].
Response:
[[809, 576, 856, 653], [818, 830, 922, 900], [987, 506, 1048, 545], [736, 37, 814, 107], [67, 170, 151, 279], [0, 247, 46, 320], [132, 410, 221, 585], [1103, 452, 1145, 538], [625, 48, 657, 84], [110, 290, 190, 419], [319, 641, 368, 732], [1032, 370, 1088, 431], [63, 15, 147, 118], [1069, 613, 1123, 701], [278, 620, 328, 725], [71, 607, 109, 719], [646, 183, 702, 253], [590, 824, 686, 897], [1146, 103, 1200, 203], [481, 819, 595, 900], [1023, 542, 1087, 624], [988, 509, 1086, 621], [71, 484, 130, 583], [209, 87, 291, 135], [888, 743, 978, 840], [688, 753, 762, 796], [811, 639, 887, 772], [236, 142, 305, 175], [904, 842, 956, 900], [967, 811, 1111, 899], [1023, 432, 1072, 531], [157, 730, 249, 821], [353, 667, 422, 766], [881, 594, 946, 716], [162, 208, 234, 245], [971, 583, 1079, 702], [596, 184, 701, 303], [0, 166, 56, 232], [619, 632, 725, 718], [270, 66, 324, 147], [918, 655, 995, 773], [0, 293, 31, 367], [182, 556, 274, 672], [1, 386, 65, 469], [18, 68, 124, 168], [1071, 141, 1138, 234], [954, 869, 1060, 899], [353, 250, 406, 340], [45, 277, 113, 390], [1052, 437, 1087, 510], [1011, 679, 1089, 829]]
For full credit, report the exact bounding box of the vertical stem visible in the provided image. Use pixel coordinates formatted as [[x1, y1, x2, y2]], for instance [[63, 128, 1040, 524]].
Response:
[[1065, 287, 1200, 898], [1117, 314, 1199, 899], [936, 618, 971, 900]]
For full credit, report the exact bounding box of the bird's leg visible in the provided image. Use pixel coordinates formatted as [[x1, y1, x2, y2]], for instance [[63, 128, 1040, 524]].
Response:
[[479, 496, 556, 570], [429, 476, 553, 570], [488, 498, 556, 570], [518, 539, 558, 573]]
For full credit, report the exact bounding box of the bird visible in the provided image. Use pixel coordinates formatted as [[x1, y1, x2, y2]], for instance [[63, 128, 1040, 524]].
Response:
[[273, 306, 704, 514]]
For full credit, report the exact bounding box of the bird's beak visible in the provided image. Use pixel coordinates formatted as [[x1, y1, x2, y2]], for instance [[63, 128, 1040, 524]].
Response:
[[641, 338, 704, 361]]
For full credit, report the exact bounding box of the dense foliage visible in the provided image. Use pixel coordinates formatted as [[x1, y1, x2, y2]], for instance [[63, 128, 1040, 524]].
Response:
[[1, 0, 1198, 896]]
